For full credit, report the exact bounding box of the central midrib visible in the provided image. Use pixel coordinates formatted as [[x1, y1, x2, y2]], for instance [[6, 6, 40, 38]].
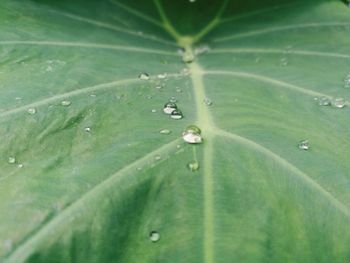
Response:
[[188, 59, 216, 263]]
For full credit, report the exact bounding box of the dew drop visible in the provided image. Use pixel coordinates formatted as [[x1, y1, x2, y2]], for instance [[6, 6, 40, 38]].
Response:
[[170, 109, 183, 120], [151, 109, 157, 113], [139, 73, 150, 80], [61, 100, 71, 106], [154, 155, 161, 161], [331, 97, 346, 108], [298, 140, 310, 150], [204, 98, 213, 106], [169, 97, 177, 103], [189, 0, 196, 2], [18, 163, 24, 168], [27, 108, 37, 115], [187, 161, 199, 171], [84, 127, 91, 132], [149, 231, 160, 242], [155, 85, 163, 90], [146, 95, 153, 100], [160, 129, 171, 135], [280, 57, 288, 66], [181, 68, 191, 76], [318, 97, 331, 106], [163, 102, 177, 114], [182, 125, 202, 144], [176, 87, 182, 93], [157, 73, 167, 79], [8, 157, 16, 164], [343, 74, 350, 88]]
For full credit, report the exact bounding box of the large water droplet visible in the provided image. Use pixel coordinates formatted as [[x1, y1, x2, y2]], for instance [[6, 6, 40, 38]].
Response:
[[61, 100, 71, 106], [204, 98, 212, 106], [139, 73, 150, 80], [163, 102, 177, 114], [149, 231, 160, 242], [170, 109, 183, 120], [298, 140, 309, 150], [160, 129, 171, 135], [182, 125, 202, 144], [187, 161, 199, 171], [331, 97, 346, 108], [27, 108, 36, 115], [8, 157, 16, 164]]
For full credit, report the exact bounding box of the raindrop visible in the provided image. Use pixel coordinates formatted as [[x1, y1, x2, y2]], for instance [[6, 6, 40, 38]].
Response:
[[27, 108, 37, 115], [149, 231, 160, 242], [344, 74, 350, 88], [84, 127, 91, 132], [170, 109, 183, 120], [61, 100, 71, 106], [280, 57, 288, 66], [187, 161, 199, 171], [298, 140, 310, 150], [331, 97, 346, 108], [8, 157, 16, 164], [204, 98, 213, 106], [151, 109, 157, 113], [18, 163, 24, 168], [139, 73, 150, 80], [182, 125, 202, 144], [157, 73, 167, 79], [159, 129, 171, 135], [163, 102, 177, 114], [169, 97, 177, 103], [318, 97, 331, 106]]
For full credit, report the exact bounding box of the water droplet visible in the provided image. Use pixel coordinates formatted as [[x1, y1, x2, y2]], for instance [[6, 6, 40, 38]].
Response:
[[318, 97, 332, 106], [187, 161, 199, 171], [8, 157, 16, 164], [84, 127, 91, 132], [154, 155, 161, 161], [149, 231, 160, 242], [155, 85, 163, 90], [170, 109, 183, 120], [181, 68, 190, 76], [27, 108, 36, 115], [204, 98, 212, 106], [298, 140, 309, 150], [280, 57, 288, 66], [18, 163, 24, 168], [344, 74, 350, 88], [90, 94, 97, 98], [163, 102, 177, 114], [194, 45, 210, 55], [157, 73, 167, 79], [61, 100, 71, 106], [182, 125, 202, 144], [332, 97, 346, 108], [176, 144, 181, 149], [139, 73, 150, 80], [151, 109, 157, 113], [189, 0, 196, 2], [176, 87, 182, 93], [160, 129, 171, 135], [146, 95, 153, 100], [169, 97, 177, 103]]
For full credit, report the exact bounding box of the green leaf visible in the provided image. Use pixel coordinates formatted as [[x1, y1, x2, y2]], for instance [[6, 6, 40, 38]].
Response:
[[1, 0, 350, 262]]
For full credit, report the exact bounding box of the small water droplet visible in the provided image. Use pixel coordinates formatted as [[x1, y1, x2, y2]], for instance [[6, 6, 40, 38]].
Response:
[[181, 68, 190, 76], [163, 102, 177, 114], [182, 125, 202, 144], [189, 0, 196, 3], [160, 129, 171, 135], [155, 85, 163, 90], [61, 100, 71, 106], [157, 73, 167, 79], [84, 127, 91, 132], [280, 57, 288, 66], [170, 109, 183, 120], [187, 161, 199, 171], [318, 97, 332, 106], [18, 163, 24, 168], [146, 95, 153, 100], [169, 97, 177, 103], [139, 73, 150, 80], [332, 97, 346, 108], [154, 155, 161, 161], [204, 98, 212, 106], [149, 231, 160, 242], [151, 109, 157, 113], [176, 87, 182, 93], [343, 74, 350, 88], [298, 140, 309, 150], [27, 108, 36, 115], [176, 144, 181, 149], [8, 157, 16, 164], [90, 94, 97, 98]]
